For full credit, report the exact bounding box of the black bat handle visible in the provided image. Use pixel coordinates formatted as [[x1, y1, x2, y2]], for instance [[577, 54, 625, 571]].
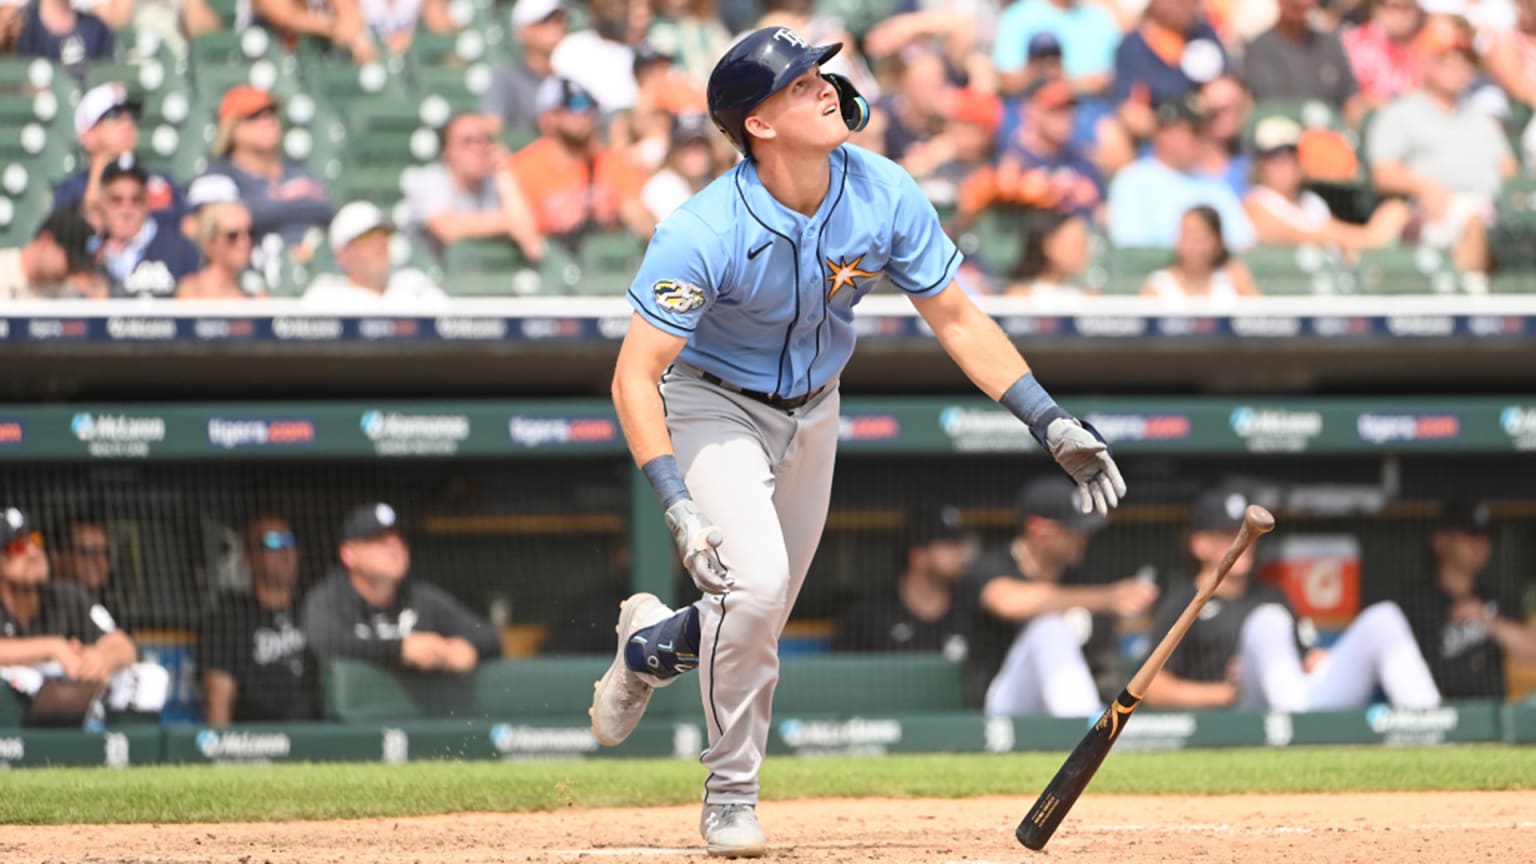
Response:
[[1015, 688, 1143, 850]]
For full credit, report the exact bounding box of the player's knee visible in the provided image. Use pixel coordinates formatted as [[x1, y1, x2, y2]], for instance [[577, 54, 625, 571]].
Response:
[[1241, 603, 1295, 647], [1354, 601, 1412, 638]]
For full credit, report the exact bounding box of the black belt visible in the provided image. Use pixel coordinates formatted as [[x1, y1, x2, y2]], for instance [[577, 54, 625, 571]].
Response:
[[688, 367, 828, 412]]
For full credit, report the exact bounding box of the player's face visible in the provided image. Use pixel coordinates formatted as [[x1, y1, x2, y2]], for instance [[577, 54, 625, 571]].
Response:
[[61, 524, 111, 590], [748, 68, 849, 156], [924, 538, 970, 583], [1433, 530, 1492, 575], [247, 517, 299, 589], [2, 532, 48, 586], [344, 531, 410, 584]]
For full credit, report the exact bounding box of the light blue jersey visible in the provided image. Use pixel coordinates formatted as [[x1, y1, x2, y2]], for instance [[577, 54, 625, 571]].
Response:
[[627, 144, 962, 400]]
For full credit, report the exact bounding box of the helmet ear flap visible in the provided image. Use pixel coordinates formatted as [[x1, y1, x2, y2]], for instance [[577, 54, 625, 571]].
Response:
[[822, 73, 869, 133]]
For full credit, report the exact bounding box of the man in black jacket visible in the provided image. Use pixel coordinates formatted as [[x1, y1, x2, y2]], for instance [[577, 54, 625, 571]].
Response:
[[300, 503, 501, 673]]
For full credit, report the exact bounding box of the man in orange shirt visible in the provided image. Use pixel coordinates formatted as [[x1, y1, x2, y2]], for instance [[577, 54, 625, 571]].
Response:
[[504, 77, 656, 248]]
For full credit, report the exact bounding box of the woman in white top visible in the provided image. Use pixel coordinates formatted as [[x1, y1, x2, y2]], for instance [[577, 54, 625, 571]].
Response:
[[1005, 208, 1096, 304], [1242, 116, 1408, 257], [1142, 205, 1261, 303]]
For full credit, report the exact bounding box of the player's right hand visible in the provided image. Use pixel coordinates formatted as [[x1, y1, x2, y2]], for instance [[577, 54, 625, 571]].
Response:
[[1040, 416, 1127, 516], [664, 500, 733, 595]]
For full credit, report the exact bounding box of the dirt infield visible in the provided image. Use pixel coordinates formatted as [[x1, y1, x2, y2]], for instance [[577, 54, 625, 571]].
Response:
[[3, 791, 1530, 863]]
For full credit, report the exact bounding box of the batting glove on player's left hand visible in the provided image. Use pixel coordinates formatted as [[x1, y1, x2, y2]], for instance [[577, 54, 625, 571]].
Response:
[[1033, 413, 1126, 516], [664, 500, 733, 594]]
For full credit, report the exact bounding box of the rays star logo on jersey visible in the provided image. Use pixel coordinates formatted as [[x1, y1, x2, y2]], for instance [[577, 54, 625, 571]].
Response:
[[824, 255, 877, 298], [653, 280, 706, 313]]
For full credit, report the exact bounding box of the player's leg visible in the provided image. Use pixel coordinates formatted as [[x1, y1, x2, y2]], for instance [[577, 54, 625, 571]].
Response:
[[1303, 601, 1441, 710], [767, 388, 840, 637], [983, 614, 1103, 717], [1235, 603, 1308, 712]]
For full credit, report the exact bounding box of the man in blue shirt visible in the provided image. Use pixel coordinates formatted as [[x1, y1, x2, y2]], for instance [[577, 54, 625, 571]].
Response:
[[96, 155, 202, 299], [1112, 0, 1231, 141], [54, 83, 186, 232], [1002, 80, 1104, 221], [1106, 96, 1253, 250], [994, 0, 1121, 99], [589, 27, 1128, 859]]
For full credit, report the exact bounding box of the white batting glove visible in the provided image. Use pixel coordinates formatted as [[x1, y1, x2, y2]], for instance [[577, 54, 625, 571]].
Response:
[[1042, 417, 1127, 516], [664, 500, 733, 594]]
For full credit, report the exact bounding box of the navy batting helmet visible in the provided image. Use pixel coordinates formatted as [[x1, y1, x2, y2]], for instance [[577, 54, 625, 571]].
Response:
[[707, 27, 870, 159]]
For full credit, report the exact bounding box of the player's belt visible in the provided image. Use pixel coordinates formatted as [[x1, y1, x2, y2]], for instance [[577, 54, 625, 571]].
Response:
[[676, 363, 829, 412]]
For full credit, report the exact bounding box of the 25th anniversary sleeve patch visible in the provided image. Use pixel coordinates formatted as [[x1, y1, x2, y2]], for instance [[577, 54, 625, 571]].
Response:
[[653, 280, 707, 313]]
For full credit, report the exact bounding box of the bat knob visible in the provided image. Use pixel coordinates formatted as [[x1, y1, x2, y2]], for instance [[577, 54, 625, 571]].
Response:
[[1244, 505, 1276, 535]]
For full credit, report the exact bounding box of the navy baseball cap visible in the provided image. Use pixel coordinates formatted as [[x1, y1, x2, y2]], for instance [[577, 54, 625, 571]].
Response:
[[909, 505, 966, 547], [341, 502, 402, 542], [0, 506, 35, 546], [1191, 489, 1249, 533], [1435, 500, 1492, 534], [100, 151, 149, 185], [1017, 476, 1106, 533], [1027, 32, 1063, 60]]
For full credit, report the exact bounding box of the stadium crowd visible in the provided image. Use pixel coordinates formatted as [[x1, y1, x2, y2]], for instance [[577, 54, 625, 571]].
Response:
[[3, 0, 1536, 301]]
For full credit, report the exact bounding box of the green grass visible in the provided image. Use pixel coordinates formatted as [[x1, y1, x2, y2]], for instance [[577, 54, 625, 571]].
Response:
[[2, 747, 1532, 825]]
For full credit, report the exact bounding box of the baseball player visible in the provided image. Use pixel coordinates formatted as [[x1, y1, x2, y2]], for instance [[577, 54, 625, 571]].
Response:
[[589, 27, 1126, 859], [1144, 488, 1442, 713]]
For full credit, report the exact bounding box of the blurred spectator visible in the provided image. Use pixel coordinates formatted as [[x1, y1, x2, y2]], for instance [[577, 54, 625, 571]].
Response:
[[1141, 205, 1259, 301], [551, 0, 649, 115], [179, 174, 242, 242], [198, 514, 317, 725], [0, 207, 103, 300], [613, 41, 707, 172], [1402, 501, 1536, 701], [250, 0, 369, 61], [1243, 115, 1409, 252], [58, 84, 186, 233], [1107, 97, 1255, 249], [124, 0, 221, 60], [13, 0, 114, 68], [998, 79, 1104, 221], [305, 202, 446, 305], [913, 87, 1003, 212], [1242, 0, 1367, 126], [48, 514, 124, 620], [483, 0, 566, 141], [994, 0, 1122, 99], [647, 0, 733, 86], [300, 503, 502, 672], [642, 113, 725, 221], [873, 47, 952, 170], [1194, 75, 1252, 197], [0, 506, 169, 721], [864, 5, 995, 93], [1144, 488, 1441, 712], [98, 155, 203, 300], [353, 0, 454, 60], [203, 86, 335, 254], [1112, 0, 1232, 141], [1483, 0, 1536, 110], [1006, 208, 1095, 301], [178, 202, 268, 299], [403, 112, 532, 260], [1367, 15, 1516, 273], [1343, 0, 1425, 109], [504, 78, 654, 248], [834, 506, 972, 656], [964, 476, 1159, 716], [756, 0, 881, 100]]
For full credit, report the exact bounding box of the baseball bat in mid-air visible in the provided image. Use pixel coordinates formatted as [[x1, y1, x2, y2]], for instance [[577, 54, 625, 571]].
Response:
[[1015, 504, 1276, 852]]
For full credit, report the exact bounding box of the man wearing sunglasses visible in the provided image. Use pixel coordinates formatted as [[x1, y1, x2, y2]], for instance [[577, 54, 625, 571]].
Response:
[[98, 153, 202, 299], [301, 503, 501, 673], [55, 82, 186, 231], [197, 515, 317, 726], [0, 507, 169, 722], [49, 513, 125, 624]]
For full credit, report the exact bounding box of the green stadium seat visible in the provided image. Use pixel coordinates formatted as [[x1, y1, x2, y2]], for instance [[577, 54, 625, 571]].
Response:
[[304, 59, 410, 107], [0, 57, 62, 97], [189, 28, 279, 67], [412, 64, 492, 115], [346, 99, 440, 165], [574, 231, 645, 296], [334, 166, 409, 207], [955, 206, 1030, 278], [1242, 244, 1344, 296], [1353, 246, 1460, 295], [441, 236, 535, 296], [1103, 246, 1171, 295], [0, 123, 75, 188]]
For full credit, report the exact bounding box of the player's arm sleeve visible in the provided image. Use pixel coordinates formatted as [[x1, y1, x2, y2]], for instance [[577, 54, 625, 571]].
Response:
[[300, 587, 403, 665], [887, 170, 962, 298], [626, 209, 725, 337], [416, 583, 502, 661]]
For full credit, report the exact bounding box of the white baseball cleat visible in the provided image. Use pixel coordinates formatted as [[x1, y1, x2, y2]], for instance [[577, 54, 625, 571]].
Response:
[[701, 803, 767, 858], [589, 592, 671, 747]]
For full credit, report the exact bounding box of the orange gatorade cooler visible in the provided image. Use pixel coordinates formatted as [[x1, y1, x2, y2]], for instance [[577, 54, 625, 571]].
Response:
[[1259, 535, 1361, 629]]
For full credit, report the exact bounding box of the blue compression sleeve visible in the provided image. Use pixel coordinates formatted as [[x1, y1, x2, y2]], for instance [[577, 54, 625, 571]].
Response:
[[999, 373, 1068, 431], [641, 454, 690, 509]]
